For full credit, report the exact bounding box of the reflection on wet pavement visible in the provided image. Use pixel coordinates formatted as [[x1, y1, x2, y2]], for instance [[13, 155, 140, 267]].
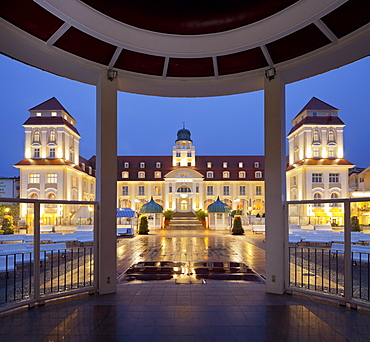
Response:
[[116, 230, 266, 278]]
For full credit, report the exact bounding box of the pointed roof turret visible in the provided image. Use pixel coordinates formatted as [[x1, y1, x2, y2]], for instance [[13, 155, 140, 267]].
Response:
[[207, 196, 231, 213], [139, 197, 163, 214], [293, 97, 338, 120]]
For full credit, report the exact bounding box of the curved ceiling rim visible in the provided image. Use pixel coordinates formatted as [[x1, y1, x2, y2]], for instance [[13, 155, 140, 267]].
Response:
[[1, 19, 369, 97], [35, 0, 346, 58]]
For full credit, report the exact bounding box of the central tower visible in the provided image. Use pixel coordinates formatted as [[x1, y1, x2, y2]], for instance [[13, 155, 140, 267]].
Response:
[[172, 125, 196, 167]]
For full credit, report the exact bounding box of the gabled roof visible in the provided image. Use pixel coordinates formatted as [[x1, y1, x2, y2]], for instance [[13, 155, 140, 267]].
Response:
[[29, 97, 72, 115], [294, 97, 338, 120]]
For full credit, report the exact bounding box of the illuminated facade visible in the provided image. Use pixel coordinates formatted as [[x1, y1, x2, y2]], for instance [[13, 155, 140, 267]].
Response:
[[286, 97, 354, 225], [14, 98, 95, 226]]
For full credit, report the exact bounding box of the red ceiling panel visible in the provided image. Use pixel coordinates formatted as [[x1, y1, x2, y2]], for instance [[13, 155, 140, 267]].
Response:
[[54, 27, 116, 66], [0, 0, 63, 41], [114, 49, 164, 76], [266, 24, 331, 64], [217, 48, 268, 76], [167, 58, 214, 77], [81, 0, 298, 35], [321, 0, 370, 39]]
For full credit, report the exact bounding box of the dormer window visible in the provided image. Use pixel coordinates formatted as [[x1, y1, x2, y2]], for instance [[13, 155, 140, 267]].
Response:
[[255, 171, 262, 178], [238, 162, 243, 168], [207, 162, 212, 168], [124, 162, 129, 168], [223, 171, 230, 178], [36, 112, 41, 117], [254, 162, 259, 168], [140, 162, 145, 168], [156, 162, 161, 168], [312, 112, 318, 117], [51, 112, 57, 116], [122, 171, 129, 179], [138, 171, 145, 178], [223, 162, 228, 168], [206, 171, 213, 178], [239, 171, 246, 178], [155, 171, 161, 178]]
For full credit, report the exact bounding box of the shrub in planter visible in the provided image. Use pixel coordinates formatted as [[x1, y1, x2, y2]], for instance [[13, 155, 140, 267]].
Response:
[[232, 216, 244, 235], [351, 216, 360, 232], [138, 216, 149, 234], [196, 210, 207, 221], [231, 209, 243, 217], [2, 215, 14, 235]]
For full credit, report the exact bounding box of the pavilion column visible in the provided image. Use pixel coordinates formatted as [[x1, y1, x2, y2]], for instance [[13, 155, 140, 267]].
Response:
[[96, 72, 118, 294], [264, 70, 286, 294]]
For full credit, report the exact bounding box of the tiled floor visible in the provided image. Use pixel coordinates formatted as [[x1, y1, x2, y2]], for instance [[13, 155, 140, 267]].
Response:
[[1, 230, 370, 341]]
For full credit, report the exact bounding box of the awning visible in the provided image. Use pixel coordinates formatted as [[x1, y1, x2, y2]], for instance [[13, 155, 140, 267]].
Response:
[[116, 208, 135, 217]]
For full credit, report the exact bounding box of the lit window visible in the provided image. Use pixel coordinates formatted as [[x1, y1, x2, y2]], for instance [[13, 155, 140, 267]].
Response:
[[256, 185, 262, 196], [255, 171, 262, 178], [223, 171, 230, 178], [156, 162, 161, 168], [207, 186, 214, 196], [254, 162, 259, 168], [177, 186, 191, 193], [223, 186, 230, 196], [329, 173, 339, 183], [187, 152, 192, 158], [138, 171, 145, 178], [330, 192, 340, 207], [140, 162, 145, 168], [239, 186, 246, 196], [29, 173, 40, 184], [328, 129, 336, 143], [33, 148, 40, 158], [122, 171, 129, 179], [169, 186, 172, 193], [72, 176, 77, 188], [328, 147, 335, 158], [33, 129, 40, 143], [124, 162, 129, 168], [49, 129, 56, 142], [122, 186, 129, 196], [51, 112, 57, 116], [312, 173, 322, 183], [312, 147, 320, 158], [207, 162, 212, 168], [47, 173, 57, 183], [196, 186, 199, 193], [49, 148, 56, 158], [223, 162, 228, 168], [239, 171, 246, 178], [176, 152, 181, 158], [238, 162, 243, 168], [138, 186, 145, 196], [154, 186, 161, 196], [155, 171, 161, 178], [36, 112, 41, 117], [312, 129, 320, 143], [207, 171, 213, 178]]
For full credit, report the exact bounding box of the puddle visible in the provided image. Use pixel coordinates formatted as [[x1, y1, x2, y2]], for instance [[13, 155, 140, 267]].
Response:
[[118, 261, 265, 284]]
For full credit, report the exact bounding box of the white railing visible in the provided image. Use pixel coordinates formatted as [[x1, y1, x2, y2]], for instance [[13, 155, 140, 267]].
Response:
[[0, 198, 98, 313], [286, 197, 370, 308]]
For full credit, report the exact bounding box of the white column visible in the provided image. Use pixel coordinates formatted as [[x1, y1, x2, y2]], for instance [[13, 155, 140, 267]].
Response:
[[96, 72, 117, 294], [264, 70, 286, 294]]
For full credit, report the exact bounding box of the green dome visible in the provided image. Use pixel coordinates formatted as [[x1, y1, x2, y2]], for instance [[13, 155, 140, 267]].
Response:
[[207, 197, 231, 213], [139, 197, 163, 214], [176, 127, 192, 142]]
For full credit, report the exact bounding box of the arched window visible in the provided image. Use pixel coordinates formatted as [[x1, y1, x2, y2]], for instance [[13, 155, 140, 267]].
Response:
[[239, 171, 246, 178], [312, 129, 320, 143], [138, 171, 145, 178], [177, 185, 191, 193], [206, 171, 213, 178], [254, 162, 259, 168], [154, 171, 161, 178], [156, 162, 161, 168], [33, 129, 40, 143], [223, 171, 230, 178], [330, 192, 340, 207], [327, 129, 336, 143], [255, 171, 262, 178], [314, 193, 323, 207], [122, 171, 129, 179], [49, 129, 56, 142]]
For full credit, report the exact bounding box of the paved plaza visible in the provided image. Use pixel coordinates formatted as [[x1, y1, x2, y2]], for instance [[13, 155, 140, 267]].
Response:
[[1, 230, 370, 341]]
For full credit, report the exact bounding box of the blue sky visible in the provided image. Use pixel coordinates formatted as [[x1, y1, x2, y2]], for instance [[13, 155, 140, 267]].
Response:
[[0, 54, 369, 177]]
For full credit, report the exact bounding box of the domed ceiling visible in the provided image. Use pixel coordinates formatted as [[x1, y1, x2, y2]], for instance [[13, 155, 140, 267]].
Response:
[[1, 0, 369, 96]]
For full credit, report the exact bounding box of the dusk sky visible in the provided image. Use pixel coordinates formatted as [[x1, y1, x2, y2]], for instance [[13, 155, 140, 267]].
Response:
[[0, 54, 369, 177]]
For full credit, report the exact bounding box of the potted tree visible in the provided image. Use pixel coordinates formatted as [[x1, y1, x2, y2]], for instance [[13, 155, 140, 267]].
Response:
[[196, 209, 207, 227], [138, 215, 149, 234], [163, 210, 174, 227], [231, 216, 244, 235]]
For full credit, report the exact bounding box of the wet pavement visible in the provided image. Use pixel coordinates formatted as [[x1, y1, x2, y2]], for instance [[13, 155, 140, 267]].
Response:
[[2, 229, 370, 341]]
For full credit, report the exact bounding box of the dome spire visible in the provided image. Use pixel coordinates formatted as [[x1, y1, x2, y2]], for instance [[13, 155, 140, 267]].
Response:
[[176, 124, 192, 142]]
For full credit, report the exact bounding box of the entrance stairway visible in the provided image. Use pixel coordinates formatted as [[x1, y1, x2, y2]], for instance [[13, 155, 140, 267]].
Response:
[[166, 211, 204, 230]]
